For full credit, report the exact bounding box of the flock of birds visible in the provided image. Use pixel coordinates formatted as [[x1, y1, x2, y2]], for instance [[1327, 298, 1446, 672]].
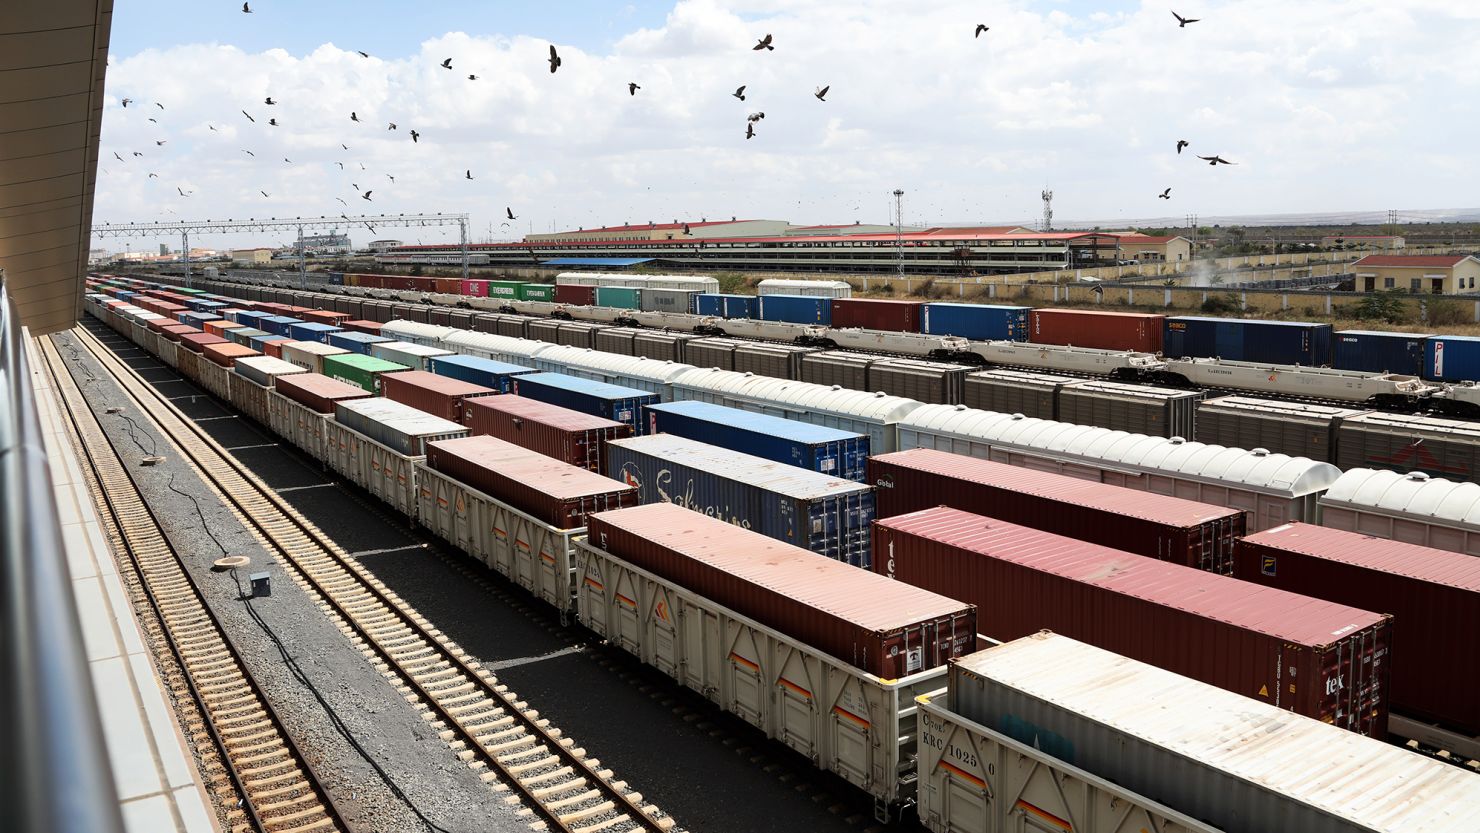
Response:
[[107, 5, 1237, 233]]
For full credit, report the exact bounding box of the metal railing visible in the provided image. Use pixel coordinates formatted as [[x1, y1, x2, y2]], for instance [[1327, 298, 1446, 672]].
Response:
[[0, 275, 126, 833]]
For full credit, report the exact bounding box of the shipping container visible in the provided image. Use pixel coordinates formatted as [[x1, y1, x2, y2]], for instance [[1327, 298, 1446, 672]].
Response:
[[202, 319, 246, 338], [607, 434, 875, 564], [755, 278, 852, 298], [830, 298, 922, 332], [427, 354, 534, 392], [1057, 379, 1202, 439], [480, 280, 525, 300], [248, 333, 291, 354], [1030, 309, 1163, 353], [692, 293, 757, 319], [553, 284, 597, 306], [874, 506, 1392, 736], [263, 339, 297, 360], [459, 279, 488, 297], [227, 327, 270, 348], [919, 302, 1030, 342], [370, 340, 452, 371], [1235, 523, 1480, 737], [732, 342, 815, 379], [870, 448, 1245, 572], [1195, 396, 1362, 463], [945, 632, 1479, 833], [631, 331, 695, 364], [584, 502, 973, 678], [178, 333, 228, 353], [593, 328, 640, 355], [798, 350, 874, 390], [510, 373, 657, 433], [518, 283, 555, 302], [327, 330, 392, 355], [300, 309, 351, 327], [1163, 316, 1333, 365], [960, 369, 1073, 419], [463, 394, 630, 471], [684, 337, 745, 370], [280, 341, 350, 375], [1335, 411, 1480, 480], [201, 342, 260, 368], [179, 311, 222, 328], [1424, 334, 1480, 382], [258, 315, 303, 336], [341, 319, 383, 336], [334, 397, 468, 457], [233, 355, 306, 389], [1333, 329, 1433, 375], [552, 321, 607, 348], [757, 293, 832, 325], [286, 321, 342, 343], [379, 370, 497, 424], [320, 353, 410, 394], [644, 400, 870, 482], [639, 288, 700, 314], [274, 372, 374, 413], [426, 435, 637, 528], [576, 515, 963, 813], [867, 358, 972, 404], [229, 309, 271, 327]]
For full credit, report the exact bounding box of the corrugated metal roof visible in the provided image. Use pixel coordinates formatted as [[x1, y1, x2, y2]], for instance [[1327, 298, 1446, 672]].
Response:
[[647, 400, 865, 443], [1352, 254, 1474, 268], [899, 404, 1340, 497], [516, 372, 654, 400], [336, 397, 465, 435], [960, 632, 1480, 832], [380, 320, 457, 346], [540, 257, 659, 266], [528, 346, 695, 390], [608, 435, 868, 500], [672, 367, 923, 423], [440, 330, 554, 363], [1320, 468, 1480, 527], [1246, 523, 1480, 590], [373, 341, 451, 358]]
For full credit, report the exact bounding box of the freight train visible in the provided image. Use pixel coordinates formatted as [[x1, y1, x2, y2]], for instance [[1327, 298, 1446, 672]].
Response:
[[86, 285, 1480, 833]]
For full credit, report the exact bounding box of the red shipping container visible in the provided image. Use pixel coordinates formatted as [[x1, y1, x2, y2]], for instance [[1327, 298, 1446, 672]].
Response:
[[178, 333, 229, 354], [874, 506, 1393, 737], [425, 435, 637, 529], [1030, 308, 1164, 353], [273, 372, 374, 413], [341, 319, 383, 335], [830, 298, 922, 332], [434, 278, 461, 294], [463, 394, 631, 472], [203, 319, 245, 337], [264, 339, 302, 360], [380, 371, 498, 424], [554, 284, 596, 306], [157, 324, 201, 342], [587, 503, 977, 678], [1235, 523, 1480, 736], [146, 317, 177, 334], [201, 343, 261, 367], [460, 279, 488, 297], [869, 449, 1245, 573], [301, 309, 351, 326]]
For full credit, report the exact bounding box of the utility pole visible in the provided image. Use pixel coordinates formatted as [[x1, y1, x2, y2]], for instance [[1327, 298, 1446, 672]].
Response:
[[1186, 213, 1199, 252], [179, 229, 189, 272], [1041, 190, 1054, 232], [459, 217, 470, 280], [296, 225, 306, 288], [893, 189, 906, 277]]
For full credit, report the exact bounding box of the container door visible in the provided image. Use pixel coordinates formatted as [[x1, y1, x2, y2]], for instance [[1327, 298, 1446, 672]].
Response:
[[577, 555, 610, 639], [648, 585, 680, 677], [773, 648, 820, 761], [610, 568, 643, 655], [827, 675, 875, 790], [723, 624, 767, 728], [680, 600, 720, 701]]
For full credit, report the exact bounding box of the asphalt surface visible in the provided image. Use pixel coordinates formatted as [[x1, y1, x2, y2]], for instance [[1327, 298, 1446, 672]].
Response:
[[78, 317, 891, 833]]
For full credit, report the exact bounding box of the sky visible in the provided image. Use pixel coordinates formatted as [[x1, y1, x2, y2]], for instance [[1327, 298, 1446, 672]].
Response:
[[94, 0, 1480, 252]]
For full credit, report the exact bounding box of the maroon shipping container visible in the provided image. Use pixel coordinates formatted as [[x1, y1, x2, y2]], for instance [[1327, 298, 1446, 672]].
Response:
[[273, 372, 374, 413], [379, 370, 498, 424], [462, 394, 632, 472], [873, 506, 1393, 737], [433, 278, 462, 295], [1029, 308, 1164, 353], [587, 503, 976, 678], [341, 319, 383, 335], [829, 298, 922, 332], [869, 449, 1245, 573], [1235, 523, 1480, 736], [425, 435, 637, 529], [300, 309, 351, 326], [554, 284, 597, 306], [201, 343, 261, 367], [178, 333, 228, 354], [157, 324, 201, 342]]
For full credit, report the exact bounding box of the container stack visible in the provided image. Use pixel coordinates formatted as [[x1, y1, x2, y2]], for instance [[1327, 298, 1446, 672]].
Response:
[[426, 435, 637, 529]]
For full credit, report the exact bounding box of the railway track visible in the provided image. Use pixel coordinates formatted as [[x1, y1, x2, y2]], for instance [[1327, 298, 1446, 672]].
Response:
[[39, 335, 349, 833], [63, 325, 680, 833]]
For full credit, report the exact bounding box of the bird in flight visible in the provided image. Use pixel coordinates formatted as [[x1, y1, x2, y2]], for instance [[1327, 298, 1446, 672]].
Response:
[[155, 102, 164, 109], [121, 98, 132, 107], [387, 122, 397, 130], [242, 110, 255, 122], [341, 143, 349, 150], [465, 169, 474, 180], [155, 139, 166, 146], [468, 74, 479, 81], [208, 124, 217, 131], [357, 50, 369, 58], [549, 44, 562, 73], [362, 191, 373, 201], [260, 190, 270, 197], [283, 157, 292, 163], [975, 24, 989, 37], [733, 85, 746, 101], [747, 111, 765, 122], [753, 34, 774, 51], [267, 118, 278, 126], [148, 117, 157, 123], [1176, 139, 1189, 154], [386, 174, 395, 182], [350, 111, 360, 122], [1172, 11, 1200, 27], [745, 122, 755, 139], [264, 96, 275, 105], [352, 183, 360, 191], [242, 149, 255, 156], [132, 151, 143, 157], [440, 57, 453, 70], [506, 207, 517, 220], [815, 85, 829, 101], [409, 130, 420, 143], [629, 82, 640, 96], [112, 152, 124, 161], [1158, 187, 1172, 199], [177, 187, 190, 196], [242, 2, 251, 12], [148, 172, 158, 178], [336, 161, 344, 169], [336, 197, 347, 205], [1198, 154, 1235, 165]]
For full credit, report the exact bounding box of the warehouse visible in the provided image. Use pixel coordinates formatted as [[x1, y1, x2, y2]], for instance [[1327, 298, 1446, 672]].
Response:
[[1350, 254, 1480, 294]]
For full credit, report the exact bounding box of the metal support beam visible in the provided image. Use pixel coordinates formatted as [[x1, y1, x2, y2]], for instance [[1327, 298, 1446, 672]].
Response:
[[460, 218, 469, 280], [297, 225, 306, 288], [93, 212, 469, 239]]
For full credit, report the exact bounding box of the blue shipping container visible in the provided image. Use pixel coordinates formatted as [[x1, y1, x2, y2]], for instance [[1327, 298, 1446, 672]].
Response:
[[510, 372, 658, 433], [429, 354, 536, 392], [259, 316, 303, 336], [605, 434, 875, 566], [1424, 335, 1480, 382], [1163, 317, 1332, 365], [328, 272, 346, 286], [328, 331, 393, 355], [921, 303, 1031, 341], [644, 400, 871, 482], [179, 311, 221, 327], [758, 294, 832, 325], [230, 309, 271, 327], [1333, 330, 1434, 376], [287, 322, 342, 344], [248, 333, 292, 353], [693, 293, 758, 319], [184, 298, 227, 312]]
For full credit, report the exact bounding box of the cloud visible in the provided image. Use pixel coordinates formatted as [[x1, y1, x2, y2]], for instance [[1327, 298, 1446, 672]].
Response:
[[95, 0, 1480, 249]]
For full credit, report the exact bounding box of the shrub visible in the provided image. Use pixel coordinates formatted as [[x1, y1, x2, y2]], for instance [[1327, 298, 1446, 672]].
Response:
[[1200, 293, 1241, 315], [1354, 291, 1405, 323], [714, 272, 748, 294], [1427, 298, 1471, 327]]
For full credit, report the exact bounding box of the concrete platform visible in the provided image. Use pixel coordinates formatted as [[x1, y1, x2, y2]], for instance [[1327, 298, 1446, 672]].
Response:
[[27, 333, 220, 833]]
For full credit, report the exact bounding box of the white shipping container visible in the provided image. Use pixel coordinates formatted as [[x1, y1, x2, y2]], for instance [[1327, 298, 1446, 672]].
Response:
[[948, 632, 1480, 833], [756, 278, 852, 298], [1318, 468, 1480, 556], [333, 397, 467, 456], [370, 340, 453, 372], [234, 355, 306, 389], [527, 345, 696, 401], [379, 320, 457, 347], [280, 341, 350, 375], [574, 537, 946, 816], [441, 329, 553, 365]]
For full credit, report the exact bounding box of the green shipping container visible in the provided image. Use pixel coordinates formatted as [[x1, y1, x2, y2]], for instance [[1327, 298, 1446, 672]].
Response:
[[518, 283, 556, 302], [321, 353, 410, 393], [484, 280, 524, 300], [594, 286, 642, 309]]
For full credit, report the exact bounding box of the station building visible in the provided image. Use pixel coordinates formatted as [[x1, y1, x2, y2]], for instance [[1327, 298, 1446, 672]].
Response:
[[1351, 254, 1480, 294]]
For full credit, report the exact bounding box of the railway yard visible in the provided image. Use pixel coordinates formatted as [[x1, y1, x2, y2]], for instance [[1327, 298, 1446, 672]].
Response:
[[57, 268, 1480, 833]]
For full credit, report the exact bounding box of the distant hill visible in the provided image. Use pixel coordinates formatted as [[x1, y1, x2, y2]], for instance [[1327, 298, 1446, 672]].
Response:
[[958, 207, 1480, 231]]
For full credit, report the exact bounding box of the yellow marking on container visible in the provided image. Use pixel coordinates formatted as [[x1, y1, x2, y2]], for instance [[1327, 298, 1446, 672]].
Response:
[[540, 551, 556, 565], [1014, 800, 1071, 832], [515, 538, 531, 552], [831, 705, 870, 730], [777, 678, 813, 700], [728, 652, 760, 673], [616, 592, 638, 610], [939, 760, 986, 789], [582, 576, 605, 592]]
